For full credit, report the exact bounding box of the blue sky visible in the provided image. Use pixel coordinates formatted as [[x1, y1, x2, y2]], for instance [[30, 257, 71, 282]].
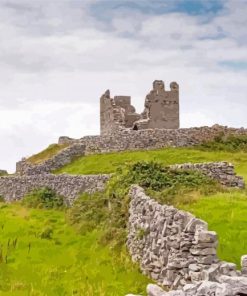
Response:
[[0, 0, 246, 171], [90, 0, 224, 16]]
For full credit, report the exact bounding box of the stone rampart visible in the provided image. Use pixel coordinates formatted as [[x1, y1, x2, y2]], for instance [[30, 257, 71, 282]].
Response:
[[127, 185, 247, 295], [0, 173, 110, 205]]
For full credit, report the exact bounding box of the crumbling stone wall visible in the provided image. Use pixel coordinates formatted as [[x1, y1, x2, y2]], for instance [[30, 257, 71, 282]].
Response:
[[136, 80, 179, 130], [100, 90, 140, 135], [127, 185, 247, 293], [0, 174, 110, 205], [100, 80, 179, 135]]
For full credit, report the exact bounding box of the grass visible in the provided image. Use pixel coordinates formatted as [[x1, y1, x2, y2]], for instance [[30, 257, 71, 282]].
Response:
[[2, 141, 247, 293], [27, 143, 69, 164], [0, 203, 150, 295], [55, 148, 247, 180], [180, 190, 247, 268], [56, 147, 247, 267]]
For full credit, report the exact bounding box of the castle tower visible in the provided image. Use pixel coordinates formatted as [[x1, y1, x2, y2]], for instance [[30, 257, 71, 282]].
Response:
[[100, 80, 180, 135], [141, 80, 180, 129]]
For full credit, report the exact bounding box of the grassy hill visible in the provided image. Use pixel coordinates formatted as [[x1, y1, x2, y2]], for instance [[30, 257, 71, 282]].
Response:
[[55, 147, 247, 180], [1, 140, 247, 295], [56, 147, 247, 268]]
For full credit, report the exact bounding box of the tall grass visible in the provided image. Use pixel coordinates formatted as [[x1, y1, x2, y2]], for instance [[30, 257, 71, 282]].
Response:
[[0, 203, 149, 295]]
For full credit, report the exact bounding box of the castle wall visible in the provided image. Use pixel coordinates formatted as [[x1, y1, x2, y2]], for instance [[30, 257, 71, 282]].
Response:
[[100, 91, 120, 135], [100, 80, 180, 134], [0, 174, 110, 205], [128, 185, 246, 292], [140, 81, 179, 130]]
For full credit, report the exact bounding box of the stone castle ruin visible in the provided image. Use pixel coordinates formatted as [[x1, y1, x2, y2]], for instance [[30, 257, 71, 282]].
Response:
[[100, 80, 179, 135], [1, 79, 247, 296]]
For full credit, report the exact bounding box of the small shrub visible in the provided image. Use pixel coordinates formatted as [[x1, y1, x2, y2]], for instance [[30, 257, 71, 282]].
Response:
[[0, 195, 5, 202], [67, 192, 108, 234], [22, 187, 65, 209]]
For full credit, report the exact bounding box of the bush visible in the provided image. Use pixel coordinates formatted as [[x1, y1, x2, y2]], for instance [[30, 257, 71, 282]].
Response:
[[22, 187, 65, 209], [67, 161, 221, 250], [67, 192, 108, 234]]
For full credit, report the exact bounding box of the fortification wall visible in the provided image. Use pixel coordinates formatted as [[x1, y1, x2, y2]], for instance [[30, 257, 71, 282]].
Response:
[[0, 173, 110, 205], [128, 185, 247, 295]]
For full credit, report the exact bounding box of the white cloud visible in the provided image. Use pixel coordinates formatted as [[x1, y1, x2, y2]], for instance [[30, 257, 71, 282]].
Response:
[[0, 0, 246, 171]]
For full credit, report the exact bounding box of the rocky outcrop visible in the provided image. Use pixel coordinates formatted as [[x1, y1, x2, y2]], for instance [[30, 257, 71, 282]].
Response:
[[127, 185, 247, 292], [0, 173, 110, 205]]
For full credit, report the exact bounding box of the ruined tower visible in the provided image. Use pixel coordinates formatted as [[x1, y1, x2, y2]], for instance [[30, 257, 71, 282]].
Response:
[[100, 80, 179, 135]]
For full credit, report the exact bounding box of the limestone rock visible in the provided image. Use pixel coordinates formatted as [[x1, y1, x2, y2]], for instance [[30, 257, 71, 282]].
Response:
[[218, 275, 247, 294], [146, 284, 166, 296]]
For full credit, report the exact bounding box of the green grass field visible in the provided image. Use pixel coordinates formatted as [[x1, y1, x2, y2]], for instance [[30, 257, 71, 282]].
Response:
[[1, 146, 247, 295], [55, 148, 247, 180], [56, 147, 247, 268], [0, 203, 149, 295]]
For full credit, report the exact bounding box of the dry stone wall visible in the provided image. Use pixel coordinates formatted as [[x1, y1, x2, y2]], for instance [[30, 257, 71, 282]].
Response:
[[59, 125, 247, 155], [127, 185, 247, 294], [0, 173, 110, 205], [16, 143, 86, 175], [18, 125, 247, 176], [169, 162, 245, 188]]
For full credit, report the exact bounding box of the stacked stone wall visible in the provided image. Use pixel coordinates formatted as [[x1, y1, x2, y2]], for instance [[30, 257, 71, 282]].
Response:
[[59, 125, 247, 155], [16, 143, 86, 175], [169, 162, 245, 188], [128, 185, 247, 295], [16, 125, 247, 176], [0, 174, 110, 205]]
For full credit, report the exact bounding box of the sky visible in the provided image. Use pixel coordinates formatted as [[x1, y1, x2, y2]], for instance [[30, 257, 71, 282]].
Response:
[[0, 0, 247, 172]]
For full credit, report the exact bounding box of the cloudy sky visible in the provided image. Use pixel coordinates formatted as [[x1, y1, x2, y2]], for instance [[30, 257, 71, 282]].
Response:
[[0, 0, 247, 172]]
